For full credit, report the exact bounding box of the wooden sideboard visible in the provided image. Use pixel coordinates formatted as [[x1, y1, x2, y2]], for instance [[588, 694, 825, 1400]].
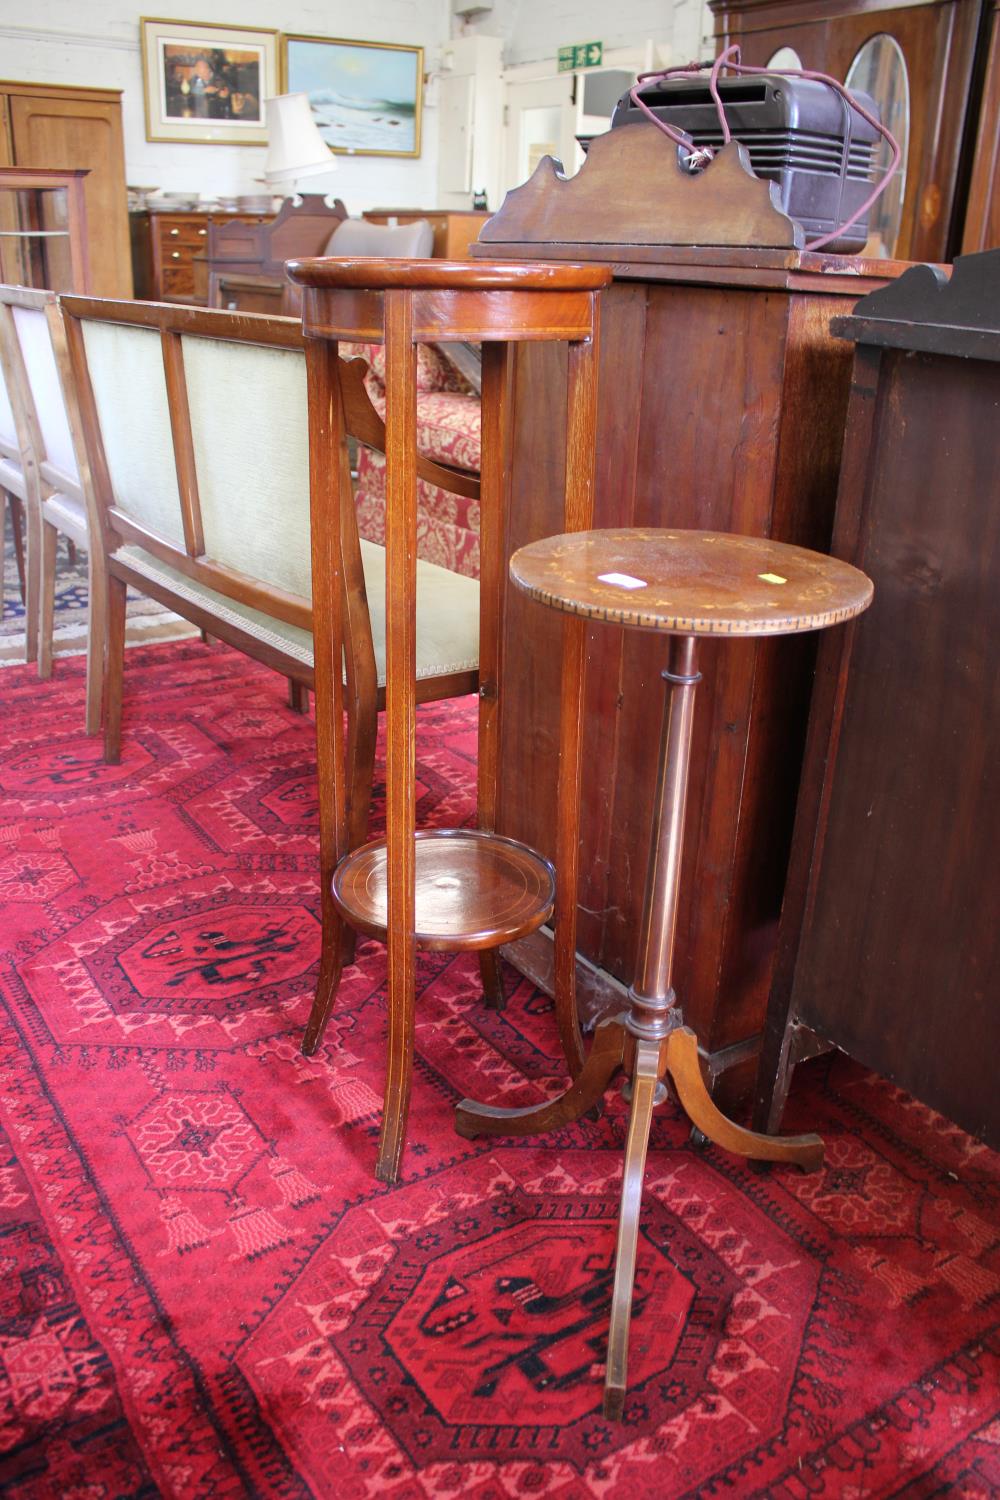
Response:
[[755, 249, 999, 1146], [473, 126, 908, 1102], [0, 80, 131, 297], [131, 209, 277, 304]]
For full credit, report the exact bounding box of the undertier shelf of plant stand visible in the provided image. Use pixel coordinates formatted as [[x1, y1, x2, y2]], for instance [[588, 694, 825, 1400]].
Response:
[[331, 828, 555, 949]]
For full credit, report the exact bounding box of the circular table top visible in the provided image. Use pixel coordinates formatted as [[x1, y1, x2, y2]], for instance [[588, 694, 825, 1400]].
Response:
[[509, 529, 873, 637], [286, 256, 612, 292]]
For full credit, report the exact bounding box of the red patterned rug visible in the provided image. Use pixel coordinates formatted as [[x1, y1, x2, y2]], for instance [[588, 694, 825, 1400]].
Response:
[[1, 641, 998, 1499]]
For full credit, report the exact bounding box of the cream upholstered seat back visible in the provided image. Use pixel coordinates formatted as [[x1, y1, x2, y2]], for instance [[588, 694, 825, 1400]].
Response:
[[81, 320, 185, 548], [0, 306, 23, 478], [79, 315, 313, 605], [12, 302, 78, 487], [181, 335, 312, 600], [0, 340, 18, 454]]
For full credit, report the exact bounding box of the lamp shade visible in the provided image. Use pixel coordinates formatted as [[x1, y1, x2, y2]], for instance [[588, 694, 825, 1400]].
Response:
[[264, 93, 337, 185]]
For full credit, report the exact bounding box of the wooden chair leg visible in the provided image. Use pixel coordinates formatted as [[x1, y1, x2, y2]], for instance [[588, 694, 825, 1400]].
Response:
[[604, 1036, 660, 1420], [84, 543, 107, 736], [301, 884, 345, 1055], [9, 494, 27, 604], [36, 519, 58, 680], [0, 491, 7, 624], [20, 496, 40, 665], [65, 537, 77, 567], [287, 678, 309, 714], [102, 572, 128, 764]]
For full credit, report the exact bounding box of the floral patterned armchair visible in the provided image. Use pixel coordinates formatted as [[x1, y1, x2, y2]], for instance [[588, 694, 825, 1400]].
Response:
[[347, 341, 481, 580]]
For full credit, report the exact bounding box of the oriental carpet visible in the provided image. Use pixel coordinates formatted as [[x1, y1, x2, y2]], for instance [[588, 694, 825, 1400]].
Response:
[[0, 642, 998, 1499], [1, 523, 196, 667]]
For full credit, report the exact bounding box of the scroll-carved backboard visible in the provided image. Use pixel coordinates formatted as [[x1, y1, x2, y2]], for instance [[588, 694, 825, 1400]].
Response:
[[830, 248, 1000, 358], [477, 126, 803, 252]]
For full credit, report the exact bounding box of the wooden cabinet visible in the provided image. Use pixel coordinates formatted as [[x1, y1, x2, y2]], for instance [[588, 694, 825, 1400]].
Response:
[[362, 209, 491, 258], [132, 210, 275, 305], [0, 81, 131, 297], [0, 167, 90, 291], [474, 126, 909, 1101], [962, 0, 1000, 252], [708, 0, 983, 262], [755, 249, 1000, 1147]]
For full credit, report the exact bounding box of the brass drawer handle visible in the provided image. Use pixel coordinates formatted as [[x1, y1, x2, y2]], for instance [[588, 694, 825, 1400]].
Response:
[[171, 250, 181, 259], [198, 227, 207, 236], [169, 227, 180, 236]]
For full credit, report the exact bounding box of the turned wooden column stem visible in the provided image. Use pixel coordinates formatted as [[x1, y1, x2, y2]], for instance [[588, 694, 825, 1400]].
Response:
[[628, 634, 701, 1039]]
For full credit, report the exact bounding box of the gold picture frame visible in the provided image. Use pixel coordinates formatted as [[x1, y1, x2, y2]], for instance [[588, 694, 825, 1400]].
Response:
[[281, 35, 423, 159], [140, 17, 279, 145]]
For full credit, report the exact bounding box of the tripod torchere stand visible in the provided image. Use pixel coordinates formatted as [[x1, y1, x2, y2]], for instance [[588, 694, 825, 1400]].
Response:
[[456, 527, 874, 1418]]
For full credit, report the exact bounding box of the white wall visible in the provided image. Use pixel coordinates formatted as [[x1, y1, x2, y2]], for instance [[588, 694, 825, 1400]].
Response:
[[453, 0, 714, 71], [0, 0, 451, 210]]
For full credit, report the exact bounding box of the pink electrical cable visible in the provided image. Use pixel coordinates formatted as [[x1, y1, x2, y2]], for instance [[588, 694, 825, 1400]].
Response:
[[628, 44, 902, 252]]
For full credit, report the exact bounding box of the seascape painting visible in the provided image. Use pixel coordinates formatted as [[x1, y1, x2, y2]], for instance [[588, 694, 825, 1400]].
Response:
[[283, 37, 423, 158]]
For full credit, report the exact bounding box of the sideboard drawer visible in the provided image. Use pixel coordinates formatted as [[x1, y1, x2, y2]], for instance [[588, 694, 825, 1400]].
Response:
[[158, 219, 209, 249], [160, 263, 197, 299], [134, 210, 276, 305]]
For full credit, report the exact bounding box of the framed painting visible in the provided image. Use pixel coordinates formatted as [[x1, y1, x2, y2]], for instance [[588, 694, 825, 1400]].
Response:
[[281, 35, 423, 158], [141, 18, 279, 145]]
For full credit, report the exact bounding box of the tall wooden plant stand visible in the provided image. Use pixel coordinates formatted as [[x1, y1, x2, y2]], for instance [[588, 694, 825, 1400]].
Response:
[[286, 257, 610, 1184], [457, 528, 873, 1418]]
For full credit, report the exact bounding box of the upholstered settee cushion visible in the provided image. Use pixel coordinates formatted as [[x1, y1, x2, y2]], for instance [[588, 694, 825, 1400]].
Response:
[[114, 541, 479, 688]]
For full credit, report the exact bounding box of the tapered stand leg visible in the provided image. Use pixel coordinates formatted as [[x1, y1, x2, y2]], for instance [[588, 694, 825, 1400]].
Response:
[[665, 1027, 822, 1169], [604, 1036, 661, 1419]]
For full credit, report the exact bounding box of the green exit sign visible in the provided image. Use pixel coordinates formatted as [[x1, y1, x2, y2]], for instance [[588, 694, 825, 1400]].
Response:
[[557, 41, 604, 72]]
